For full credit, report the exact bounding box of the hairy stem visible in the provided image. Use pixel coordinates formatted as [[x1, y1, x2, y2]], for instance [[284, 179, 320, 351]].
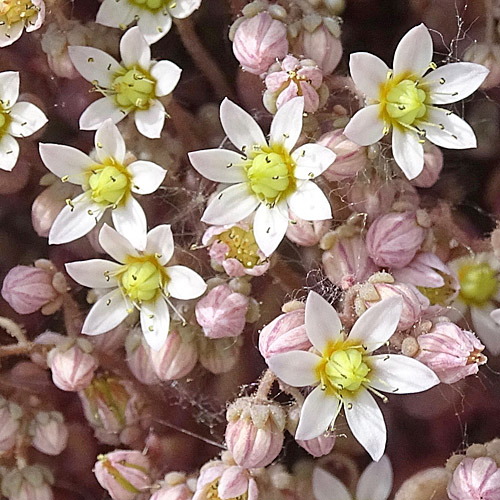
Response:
[[255, 369, 276, 399], [0, 317, 27, 344]]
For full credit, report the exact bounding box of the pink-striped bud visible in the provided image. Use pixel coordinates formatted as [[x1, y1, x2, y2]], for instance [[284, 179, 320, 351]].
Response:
[[198, 336, 243, 374], [29, 411, 68, 456], [366, 211, 426, 269], [125, 329, 159, 386], [225, 397, 286, 468], [195, 285, 249, 339], [1, 465, 54, 500], [286, 212, 330, 247], [150, 473, 194, 500], [300, 24, 342, 75], [0, 397, 22, 452], [447, 457, 500, 500], [417, 322, 486, 384], [233, 12, 288, 75], [95, 450, 151, 500], [411, 143, 444, 188]]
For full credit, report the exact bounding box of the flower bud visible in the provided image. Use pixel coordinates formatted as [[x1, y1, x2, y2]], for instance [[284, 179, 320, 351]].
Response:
[[286, 211, 330, 247], [29, 411, 68, 456], [417, 322, 486, 384], [195, 285, 249, 339], [299, 24, 342, 75], [366, 211, 426, 269], [125, 329, 159, 386], [225, 397, 286, 468], [233, 12, 288, 75], [95, 450, 151, 500], [1, 465, 54, 500], [447, 457, 500, 500], [346, 176, 397, 221], [150, 473, 194, 500], [0, 397, 22, 452], [463, 43, 500, 90], [198, 336, 243, 374], [411, 143, 444, 188]]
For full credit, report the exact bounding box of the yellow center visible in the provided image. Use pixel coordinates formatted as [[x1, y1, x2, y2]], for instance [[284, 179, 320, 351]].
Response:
[[458, 262, 498, 307], [112, 66, 156, 110], [129, 0, 175, 12], [88, 159, 131, 206], [119, 257, 167, 302], [417, 270, 457, 306], [0, 108, 11, 140], [0, 0, 38, 27], [217, 226, 262, 269]]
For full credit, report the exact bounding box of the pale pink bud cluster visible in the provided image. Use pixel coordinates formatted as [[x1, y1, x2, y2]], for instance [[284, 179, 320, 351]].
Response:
[[299, 24, 342, 75], [29, 411, 68, 456], [0, 397, 23, 452], [125, 329, 159, 386], [286, 212, 330, 247], [447, 457, 500, 499], [1, 465, 54, 500]]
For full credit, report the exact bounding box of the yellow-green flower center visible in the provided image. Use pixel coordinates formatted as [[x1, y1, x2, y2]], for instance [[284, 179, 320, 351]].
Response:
[[385, 79, 427, 126], [112, 66, 156, 110], [458, 262, 498, 307], [120, 259, 165, 302], [88, 166, 129, 206], [0, 0, 39, 27], [0, 108, 11, 140], [217, 226, 262, 269], [129, 0, 174, 13]]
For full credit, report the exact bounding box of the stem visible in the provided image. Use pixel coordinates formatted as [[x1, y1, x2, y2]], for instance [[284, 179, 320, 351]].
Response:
[[62, 294, 84, 337], [485, 0, 497, 45], [279, 381, 304, 404], [0, 343, 34, 358], [167, 99, 203, 151], [0, 317, 27, 344], [255, 369, 275, 400]]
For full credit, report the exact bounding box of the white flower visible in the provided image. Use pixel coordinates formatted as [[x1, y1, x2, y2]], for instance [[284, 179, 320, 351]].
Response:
[[267, 291, 439, 460], [68, 26, 182, 138], [0, 0, 45, 47], [344, 24, 489, 180], [39, 119, 166, 248], [96, 0, 201, 45], [189, 97, 335, 256], [65, 223, 207, 350], [0, 71, 47, 171], [313, 456, 393, 500]]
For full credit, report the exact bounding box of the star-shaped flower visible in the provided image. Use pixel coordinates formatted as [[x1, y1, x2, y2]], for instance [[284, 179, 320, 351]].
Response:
[[344, 24, 489, 180], [66, 224, 207, 350], [0, 0, 45, 47], [267, 291, 439, 460], [39, 119, 166, 248], [68, 27, 181, 138], [189, 97, 335, 256]]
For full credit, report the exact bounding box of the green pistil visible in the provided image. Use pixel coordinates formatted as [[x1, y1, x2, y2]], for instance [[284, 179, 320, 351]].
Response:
[[112, 66, 156, 110], [458, 262, 498, 307]]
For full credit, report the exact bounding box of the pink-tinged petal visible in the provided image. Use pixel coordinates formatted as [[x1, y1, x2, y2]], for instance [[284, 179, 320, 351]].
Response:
[[491, 308, 500, 325], [422, 108, 476, 150], [197, 464, 227, 489], [166, 265, 207, 300], [348, 297, 402, 352], [265, 71, 290, 92], [140, 297, 170, 351], [253, 201, 288, 256], [218, 467, 249, 499], [292, 143, 336, 180], [65, 259, 120, 289], [0, 72, 19, 106], [202, 183, 259, 225], [313, 468, 352, 500], [120, 27, 151, 68], [220, 98, 266, 152], [287, 181, 332, 221], [68, 46, 121, 87], [82, 289, 130, 335], [344, 105, 385, 146], [424, 62, 489, 105], [269, 96, 304, 151], [39, 143, 91, 185], [247, 478, 258, 500], [128, 160, 166, 194], [134, 100, 165, 139], [137, 9, 172, 44], [150, 60, 182, 97], [267, 351, 321, 386], [8, 102, 47, 138], [471, 305, 500, 356], [111, 198, 147, 250], [295, 386, 341, 440], [145, 225, 174, 265], [368, 354, 440, 394], [275, 81, 299, 109], [391, 127, 424, 180], [94, 119, 126, 163], [305, 291, 343, 352], [349, 52, 389, 100], [169, 0, 201, 19], [99, 223, 139, 263], [96, 0, 137, 28], [343, 388, 386, 461], [393, 24, 433, 77], [79, 97, 128, 131], [188, 149, 247, 183], [356, 455, 393, 500]]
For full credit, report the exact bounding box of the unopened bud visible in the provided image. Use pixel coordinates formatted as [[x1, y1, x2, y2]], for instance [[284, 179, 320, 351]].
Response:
[[29, 411, 68, 456]]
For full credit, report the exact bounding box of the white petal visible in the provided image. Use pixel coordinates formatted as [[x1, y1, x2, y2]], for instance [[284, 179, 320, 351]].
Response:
[[140, 297, 170, 351], [305, 291, 343, 352], [188, 149, 247, 183], [0, 135, 19, 172], [145, 224, 174, 265], [111, 198, 147, 250], [0, 22, 23, 48], [344, 105, 385, 146], [96, 0, 137, 28], [137, 10, 172, 45], [349, 53, 389, 100], [313, 469, 352, 500], [80, 97, 127, 131], [356, 456, 393, 500], [166, 265, 207, 300], [491, 308, 500, 325], [0, 72, 19, 106], [348, 297, 402, 352], [65, 259, 121, 289], [391, 127, 424, 180], [68, 46, 121, 87], [120, 27, 151, 68], [220, 98, 266, 152], [292, 144, 336, 180], [471, 305, 500, 356], [82, 289, 130, 335], [151, 60, 182, 97], [288, 181, 332, 221], [269, 97, 304, 151], [134, 100, 165, 139], [99, 223, 139, 263], [267, 351, 321, 387], [344, 388, 386, 461], [38, 143, 91, 184], [295, 386, 342, 440], [169, 0, 201, 19], [94, 119, 126, 163], [422, 108, 477, 150], [8, 102, 47, 137], [253, 201, 288, 256], [201, 183, 259, 225], [129, 160, 166, 194], [424, 62, 489, 105], [368, 354, 440, 394], [393, 24, 433, 77]]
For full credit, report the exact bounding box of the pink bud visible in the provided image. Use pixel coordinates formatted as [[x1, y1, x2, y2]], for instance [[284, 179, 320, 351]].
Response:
[[125, 329, 159, 386], [346, 176, 397, 221], [411, 143, 443, 188], [417, 322, 486, 384], [195, 285, 249, 339], [1, 465, 54, 500], [447, 457, 500, 500], [286, 211, 330, 247], [29, 411, 68, 456], [233, 12, 288, 75], [150, 483, 193, 500], [198, 336, 243, 374], [366, 211, 426, 269], [95, 450, 151, 500], [0, 397, 22, 452], [300, 24, 342, 75]]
